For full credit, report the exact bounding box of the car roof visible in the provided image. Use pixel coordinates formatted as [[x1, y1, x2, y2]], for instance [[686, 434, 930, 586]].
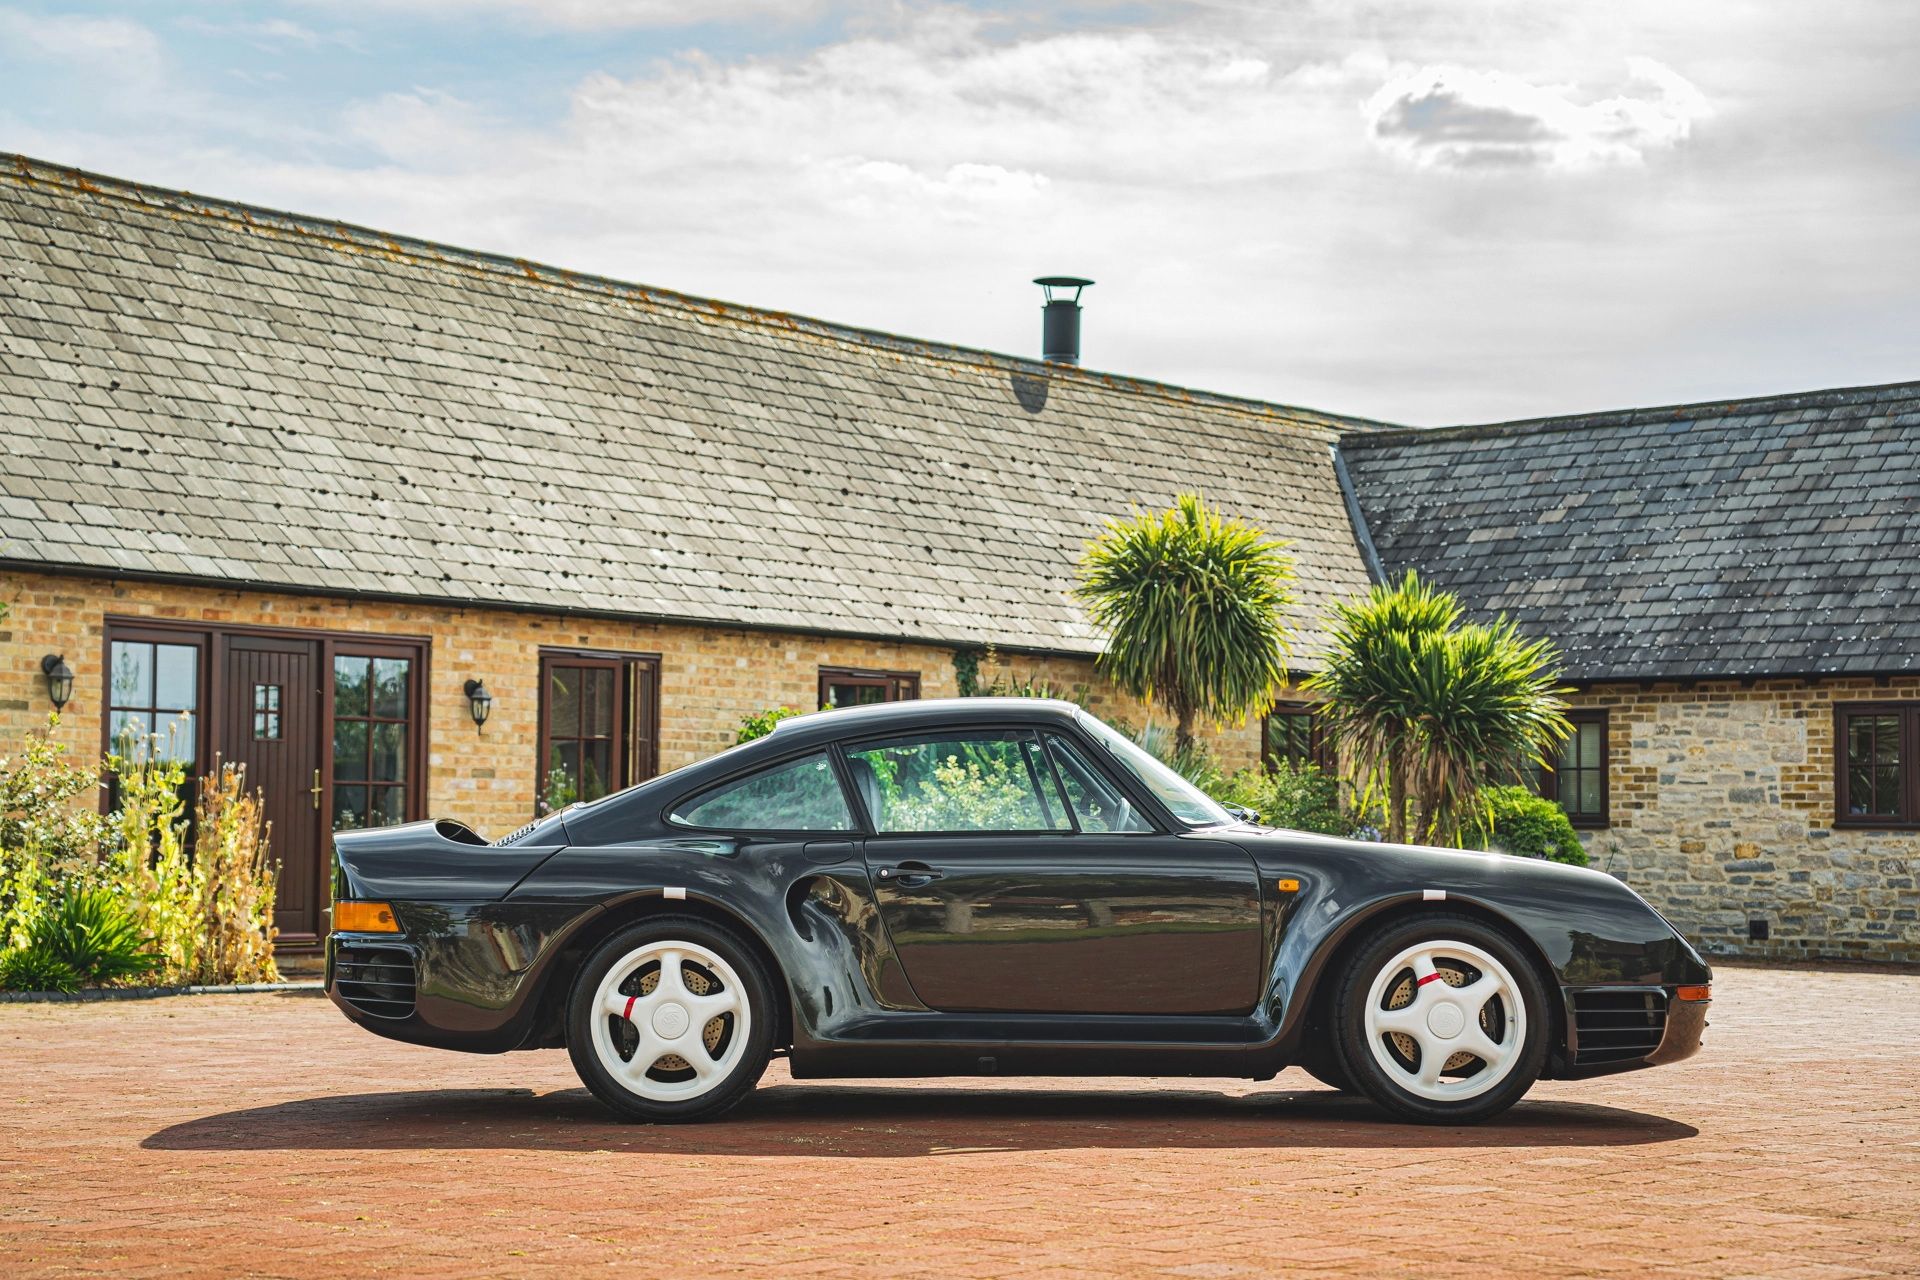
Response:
[[769, 697, 1083, 743]]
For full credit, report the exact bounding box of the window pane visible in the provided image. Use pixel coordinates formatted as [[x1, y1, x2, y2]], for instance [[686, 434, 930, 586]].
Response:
[[334, 656, 370, 718], [581, 739, 614, 802], [848, 734, 1051, 833], [333, 785, 368, 831], [1558, 733, 1581, 772], [109, 709, 154, 752], [826, 682, 887, 709], [1577, 724, 1601, 769], [370, 786, 407, 828], [549, 668, 580, 737], [154, 644, 197, 711], [110, 641, 152, 708], [372, 658, 410, 719], [334, 721, 367, 781], [1577, 771, 1601, 813], [1046, 734, 1152, 833], [584, 667, 615, 738], [544, 742, 581, 811], [370, 722, 406, 783], [1846, 714, 1902, 816], [672, 752, 851, 831]]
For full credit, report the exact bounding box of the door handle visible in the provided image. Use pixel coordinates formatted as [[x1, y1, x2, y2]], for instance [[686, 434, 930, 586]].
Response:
[[876, 862, 944, 887]]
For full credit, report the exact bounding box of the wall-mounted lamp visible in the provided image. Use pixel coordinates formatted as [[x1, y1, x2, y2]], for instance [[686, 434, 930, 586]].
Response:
[[40, 654, 74, 712], [463, 679, 494, 729]]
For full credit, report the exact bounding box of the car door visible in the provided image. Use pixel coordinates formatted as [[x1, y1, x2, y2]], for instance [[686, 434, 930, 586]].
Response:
[[849, 728, 1264, 1016]]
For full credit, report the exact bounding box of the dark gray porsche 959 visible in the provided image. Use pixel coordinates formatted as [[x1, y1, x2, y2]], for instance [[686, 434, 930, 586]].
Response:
[[328, 698, 1710, 1124]]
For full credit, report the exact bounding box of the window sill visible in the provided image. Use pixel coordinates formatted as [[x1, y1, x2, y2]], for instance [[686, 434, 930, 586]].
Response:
[[1832, 819, 1920, 831]]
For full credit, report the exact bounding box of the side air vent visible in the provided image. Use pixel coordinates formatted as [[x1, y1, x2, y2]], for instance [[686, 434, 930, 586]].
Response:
[[1571, 988, 1667, 1065], [495, 819, 542, 847], [334, 945, 417, 1019]]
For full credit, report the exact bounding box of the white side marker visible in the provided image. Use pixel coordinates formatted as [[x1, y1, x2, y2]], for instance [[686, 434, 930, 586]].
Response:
[[663, 886, 687, 900], [1423, 889, 1447, 901]]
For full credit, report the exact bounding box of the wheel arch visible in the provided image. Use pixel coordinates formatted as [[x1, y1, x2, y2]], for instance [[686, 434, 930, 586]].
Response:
[[522, 891, 795, 1052], [1288, 892, 1567, 1069]]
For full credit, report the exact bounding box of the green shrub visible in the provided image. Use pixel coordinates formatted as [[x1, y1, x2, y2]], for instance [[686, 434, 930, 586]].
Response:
[[31, 888, 161, 986], [736, 706, 803, 744], [1214, 762, 1352, 837], [0, 716, 108, 949], [1463, 786, 1588, 866], [0, 944, 81, 994]]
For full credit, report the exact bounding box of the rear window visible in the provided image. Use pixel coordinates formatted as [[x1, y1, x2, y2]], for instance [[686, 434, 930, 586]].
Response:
[[669, 752, 853, 831]]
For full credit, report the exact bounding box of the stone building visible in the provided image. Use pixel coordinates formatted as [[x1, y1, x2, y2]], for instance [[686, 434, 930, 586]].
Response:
[[1, 153, 1914, 961], [1343, 392, 1920, 962]]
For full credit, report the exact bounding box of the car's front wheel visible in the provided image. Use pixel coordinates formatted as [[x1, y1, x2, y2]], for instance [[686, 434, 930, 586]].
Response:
[[567, 916, 775, 1123], [1333, 913, 1548, 1124]]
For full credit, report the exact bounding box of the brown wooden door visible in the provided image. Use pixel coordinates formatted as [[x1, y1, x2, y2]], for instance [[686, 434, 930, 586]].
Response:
[[222, 636, 323, 942]]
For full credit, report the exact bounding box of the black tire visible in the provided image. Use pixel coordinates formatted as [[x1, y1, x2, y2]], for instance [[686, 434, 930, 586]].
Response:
[[1332, 912, 1549, 1125], [566, 915, 776, 1123]]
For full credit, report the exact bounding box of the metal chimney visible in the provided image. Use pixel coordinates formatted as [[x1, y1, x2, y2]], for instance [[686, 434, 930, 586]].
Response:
[[1034, 276, 1093, 365]]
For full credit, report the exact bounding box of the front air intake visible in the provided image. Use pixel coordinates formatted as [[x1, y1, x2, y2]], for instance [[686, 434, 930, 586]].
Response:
[[1571, 988, 1667, 1065], [334, 945, 417, 1019]]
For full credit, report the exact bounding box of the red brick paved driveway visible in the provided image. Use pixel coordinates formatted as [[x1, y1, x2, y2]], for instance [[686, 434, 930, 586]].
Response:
[[3, 964, 1917, 1278]]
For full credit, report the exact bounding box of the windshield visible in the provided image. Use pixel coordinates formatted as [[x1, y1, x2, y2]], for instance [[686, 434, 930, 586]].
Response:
[[1076, 710, 1232, 828]]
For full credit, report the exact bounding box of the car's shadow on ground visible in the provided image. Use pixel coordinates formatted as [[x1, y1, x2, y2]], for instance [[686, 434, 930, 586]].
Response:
[[143, 1084, 1697, 1155]]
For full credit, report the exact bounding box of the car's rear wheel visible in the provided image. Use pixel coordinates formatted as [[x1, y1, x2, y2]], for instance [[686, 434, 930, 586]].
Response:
[[1333, 914, 1547, 1124], [567, 916, 774, 1123]]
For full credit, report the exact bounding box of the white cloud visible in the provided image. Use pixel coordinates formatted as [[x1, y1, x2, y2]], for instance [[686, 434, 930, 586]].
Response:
[[1365, 57, 1711, 169], [302, 0, 837, 31], [2, 1, 1915, 425], [0, 7, 164, 84]]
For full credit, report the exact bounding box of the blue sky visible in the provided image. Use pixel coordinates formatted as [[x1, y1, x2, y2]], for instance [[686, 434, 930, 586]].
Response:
[[1, 0, 1914, 425]]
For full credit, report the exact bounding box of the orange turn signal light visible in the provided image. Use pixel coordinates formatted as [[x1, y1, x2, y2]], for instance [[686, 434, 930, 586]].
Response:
[[1276, 878, 1301, 893], [1673, 984, 1712, 1002], [333, 901, 400, 933]]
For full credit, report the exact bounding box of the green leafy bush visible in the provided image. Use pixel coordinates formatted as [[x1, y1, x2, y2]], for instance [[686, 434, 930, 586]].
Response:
[[1462, 785, 1588, 866], [1, 717, 108, 949], [1214, 762, 1352, 837], [736, 706, 803, 744], [0, 944, 80, 994], [31, 888, 160, 986]]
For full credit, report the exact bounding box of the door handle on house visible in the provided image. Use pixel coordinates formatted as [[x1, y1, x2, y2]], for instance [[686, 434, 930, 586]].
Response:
[[310, 769, 323, 811], [877, 862, 944, 888]]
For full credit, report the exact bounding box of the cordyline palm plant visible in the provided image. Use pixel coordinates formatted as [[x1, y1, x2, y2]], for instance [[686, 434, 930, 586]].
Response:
[[1306, 572, 1570, 846], [1075, 493, 1295, 754]]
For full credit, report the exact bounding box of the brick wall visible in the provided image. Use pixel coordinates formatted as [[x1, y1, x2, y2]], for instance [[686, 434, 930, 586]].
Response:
[[0, 570, 1264, 839], [1572, 679, 1920, 964]]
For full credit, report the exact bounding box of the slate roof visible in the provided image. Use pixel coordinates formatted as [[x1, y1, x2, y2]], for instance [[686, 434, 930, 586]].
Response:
[[1339, 383, 1920, 680], [0, 154, 1381, 660]]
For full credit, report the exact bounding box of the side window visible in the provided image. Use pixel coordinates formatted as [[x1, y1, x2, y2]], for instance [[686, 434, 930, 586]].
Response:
[[847, 732, 1071, 834], [1046, 734, 1153, 833], [670, 752, 852, 831]]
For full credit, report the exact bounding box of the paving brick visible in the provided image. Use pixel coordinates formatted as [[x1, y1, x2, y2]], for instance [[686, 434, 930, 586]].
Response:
[[2, 965, 1917, 1278]]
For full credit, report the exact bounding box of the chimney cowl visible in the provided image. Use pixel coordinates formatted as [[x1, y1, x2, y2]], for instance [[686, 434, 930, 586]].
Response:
[[1034, 276, 1093, 365]]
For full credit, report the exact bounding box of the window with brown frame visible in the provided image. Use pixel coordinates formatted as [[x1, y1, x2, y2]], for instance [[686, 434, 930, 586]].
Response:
[[1835, 703, 1918, 826], [1542, 710, 1609, 828], [818, 666, 920, 710], [1262, 702, 1330, 773], [537, 650, 661, 815]]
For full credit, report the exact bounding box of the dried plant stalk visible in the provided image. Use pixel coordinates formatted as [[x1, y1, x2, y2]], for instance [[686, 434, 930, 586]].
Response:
[[190, 762, 279, 985]]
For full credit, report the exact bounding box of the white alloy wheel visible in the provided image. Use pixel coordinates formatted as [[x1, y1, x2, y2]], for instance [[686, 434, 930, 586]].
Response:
[[587, 940, 752, 1103], [1361, 939, 1527, 1103]]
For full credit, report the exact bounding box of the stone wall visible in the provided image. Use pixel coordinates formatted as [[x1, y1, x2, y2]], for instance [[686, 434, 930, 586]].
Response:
[[1571, 679, 1920, 964], [0, 569, 1264, 839]]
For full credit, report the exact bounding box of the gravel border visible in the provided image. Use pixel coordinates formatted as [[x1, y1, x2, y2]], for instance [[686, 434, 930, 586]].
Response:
[[0, 981, 323, 1004]]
